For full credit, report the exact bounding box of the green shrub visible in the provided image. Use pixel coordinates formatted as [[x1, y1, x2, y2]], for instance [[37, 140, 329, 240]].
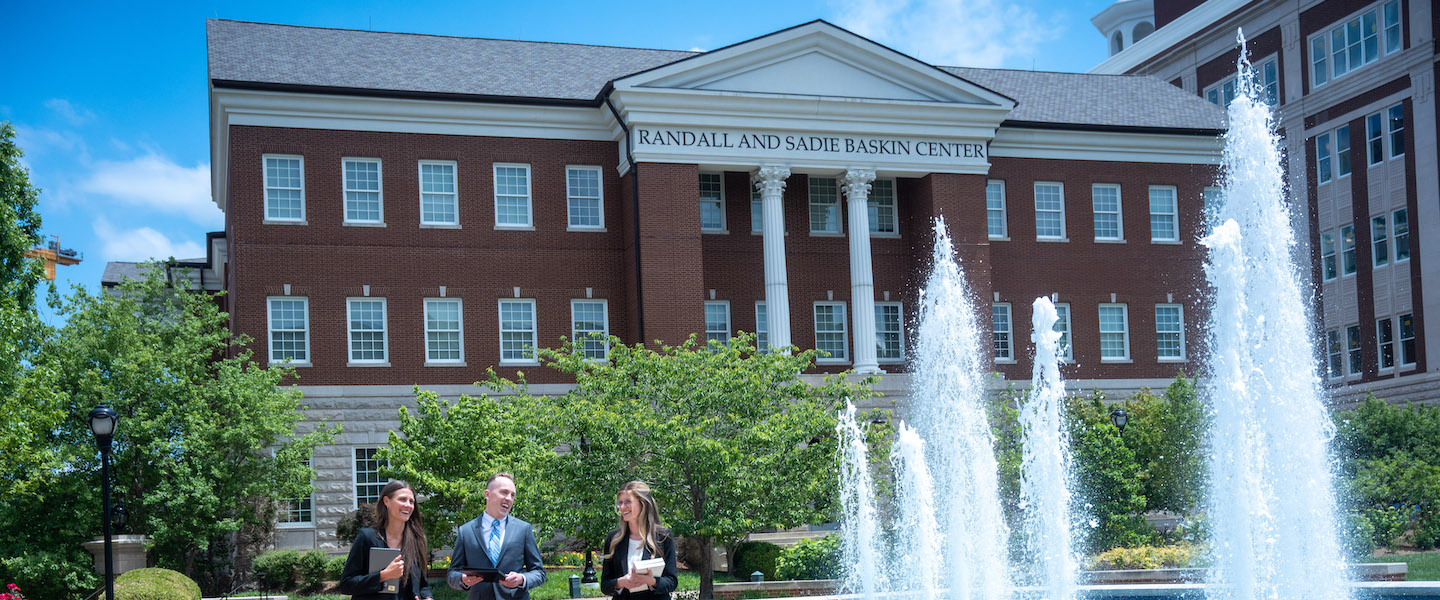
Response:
[[729, 541, 781, 580], [336, 504, 376, 544], [114, 568, 201, 600], [544, 551, 585, 567], [1066, 395, 1155, 554], [297, 549, 332, 591], [251, 549, 300, 590], [326, 556, 347, 580], [0, 549, 98, 600], [1086, 543, 1205, 570], [775, 535, 841, 580]]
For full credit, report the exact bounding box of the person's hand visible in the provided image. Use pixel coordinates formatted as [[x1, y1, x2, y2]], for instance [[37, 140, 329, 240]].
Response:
[[501, 571, 525, 588], [380, 555, 404, 580], [635, 569, 657, 588], [623, 564, 649, 591], [460, 573, 481, 587]]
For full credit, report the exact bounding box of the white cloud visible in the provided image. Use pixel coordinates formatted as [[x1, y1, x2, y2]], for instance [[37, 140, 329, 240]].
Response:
[[829, 0, 1061, 69], [92, 218, 206, 262], [44, 99, 96, 126], [80, 154, 220, 226]]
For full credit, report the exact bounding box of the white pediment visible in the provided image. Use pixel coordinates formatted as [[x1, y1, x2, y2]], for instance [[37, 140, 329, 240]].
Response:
[[614, 21, 1014, 109]]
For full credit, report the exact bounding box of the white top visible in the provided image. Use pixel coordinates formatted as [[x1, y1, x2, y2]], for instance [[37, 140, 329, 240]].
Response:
[[626, 538, 644, 570]]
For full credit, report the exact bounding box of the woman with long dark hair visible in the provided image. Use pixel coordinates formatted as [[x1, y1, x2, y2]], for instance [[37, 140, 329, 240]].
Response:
[[600, 481, 677, 600], [339, 480, 433, 600]]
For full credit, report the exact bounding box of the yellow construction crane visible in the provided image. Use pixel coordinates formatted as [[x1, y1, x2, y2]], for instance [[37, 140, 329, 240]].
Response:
[[23, 235, 81, 280]]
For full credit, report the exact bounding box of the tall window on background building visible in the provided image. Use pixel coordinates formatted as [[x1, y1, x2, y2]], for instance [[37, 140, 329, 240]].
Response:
[[268, 297, 309, 365], [424, 299, 463, 364], [1034, 182, 1065, 239], [354, 448, 386, 508], [1092, 184, 1122, 241], [869, 179, 897, 234], [1327, 330, 1344, 378], [264, 155, 305, 221], [1156, 304, 1185, 361], [1321, 231, 1338, 281], [1099, 304, 1130, 361], [567, 166, 603, 230], [1377, 318, 1395, 370], [814, 302, 848, 361], [1372, 215, 1389, 267], [280, 458, 313, 527], [1150, 186, 1178, 242], [571, 300, 609, 360], [1336, 125, 1352, 177], [419, 161, 458, 226], [992, 303, 1013, 361], [1053, 302, 1072, 361], [494, 164, 532, 227], [499, 299, 537, 363], [1341, 225, 1357, 275], [705, 301, 730, 345], [755, 302, 768, 353], [700, 173, 725, 232], [1347, 325, 1363, 376], [986, 180, 1007, 238], [1399, 314, 1415, 367], [875, 303, 903, 362], [1316, 132, 1333, 184], [347, 298, 388, 364], [343, 158, 383, 224], [809, 177, 841, 234], [1393, 208, 1409, 261]]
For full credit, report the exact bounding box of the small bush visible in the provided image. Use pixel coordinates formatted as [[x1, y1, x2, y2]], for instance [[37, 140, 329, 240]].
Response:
[[326, 556, 347, 580], [297, 549, 332, 591], [251, 549, 301, 590], [0, 550, 98, 599], [775, 535, 841, 580], [729, 541, 781, 580], [336, 504, 376, 544], [1085, 543, 1205, 570], [544, 552, 584, 567], [114, 568, 201, 600]]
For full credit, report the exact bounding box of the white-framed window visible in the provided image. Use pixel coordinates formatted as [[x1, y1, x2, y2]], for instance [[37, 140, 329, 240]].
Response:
[[755, 301, 769, 353], [1387, 103, 1405, 158], [1155, 304, 1185, 361], [1347, 324, 1363, 376], [1311, 0, 1402, 87], [751, 186, 763, 233], [1367, 112, 1384, 165], [1203, 186, 1222, 231], [869, 179, 897, 235], [814, 302, 848, 362], [264, 154, 305, 222], [1393, 208, 1409, 261], [1327, 329, 1344, 379], [1377, 317, 1396, 371], [567, 166, 604, 230], [1034, 182, 1066, 240], [1321, 231, 1338, 281], [1341, 225, 1357, 276], [424, 298, 463, 364], [494, 163, 533, 228], [1337, 125, 1352, 177], [353, 447, 386, 508], [280, 458, 313, 528], [1149, 186, 1178, 242], [1372, 214, 1389, 267], [1099, 303, 1130, 362], [809, 177, 841, 234], [342, 158, 383, 224], [700, 173, 725, 232], [1317, 132, 1334, 184], [1365, 104, 1402, 165], [704, 301, 731, 346], [1399, 313, 1416, 367], [1206, 57, 1278, 106], [267, 297, 310, 365], [1092, 184, 1123, 241], [571, 299, 609, 360], [987, 180, 1007, 239], [1053, 302, 1072, 362], [419, 160, 458, 226], [875, 302, 904, 363], [499, 299, 537, 364], [992, 303, 1013, 362], [347, 298, 388, 364]]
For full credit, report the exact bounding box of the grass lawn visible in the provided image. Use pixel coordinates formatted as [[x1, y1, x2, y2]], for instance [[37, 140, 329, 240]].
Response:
[[1360, 551, 1440, 580], [289, 569, 738, 600]]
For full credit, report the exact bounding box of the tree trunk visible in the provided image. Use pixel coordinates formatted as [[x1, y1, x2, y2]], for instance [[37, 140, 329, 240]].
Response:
[[697, 537, 715, 600]]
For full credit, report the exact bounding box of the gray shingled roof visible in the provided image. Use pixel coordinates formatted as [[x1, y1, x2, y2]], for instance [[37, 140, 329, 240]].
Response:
[[100, 262, 147, 286], [944, 67, 1226, 131], [208, 20, 695, 101], [209, 19, 1224, 130]]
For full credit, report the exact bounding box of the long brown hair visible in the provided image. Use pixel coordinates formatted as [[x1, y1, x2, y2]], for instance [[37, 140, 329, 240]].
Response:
[[374, 480, 429, 583], [604, 481, 665, 557]]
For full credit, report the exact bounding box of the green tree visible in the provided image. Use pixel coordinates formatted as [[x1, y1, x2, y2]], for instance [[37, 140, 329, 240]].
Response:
[[0, 264, 336, 597], [1066, 394, 1152, 554], [1121, 376, 1207, 515], [0, 121, 44, 306]]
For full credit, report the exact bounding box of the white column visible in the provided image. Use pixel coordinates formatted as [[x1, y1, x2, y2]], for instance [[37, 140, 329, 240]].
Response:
[[842, 168, 882, 374], [753, 166, 792, 353]]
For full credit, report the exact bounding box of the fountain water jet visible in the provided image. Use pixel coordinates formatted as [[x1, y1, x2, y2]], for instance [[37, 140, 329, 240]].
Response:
[[1019, 297, 1078, 600]]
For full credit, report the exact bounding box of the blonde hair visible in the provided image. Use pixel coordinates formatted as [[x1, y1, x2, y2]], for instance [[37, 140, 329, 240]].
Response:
[[604, 481, 665, 557]]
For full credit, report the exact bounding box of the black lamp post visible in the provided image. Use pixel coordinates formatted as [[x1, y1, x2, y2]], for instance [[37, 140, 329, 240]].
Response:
[[89, 405, 119, 600], [1109, 407, 1128, 433]]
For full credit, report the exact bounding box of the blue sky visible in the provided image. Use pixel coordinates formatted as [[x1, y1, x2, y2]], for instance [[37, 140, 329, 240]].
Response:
[[4, 0, 1115, 323]]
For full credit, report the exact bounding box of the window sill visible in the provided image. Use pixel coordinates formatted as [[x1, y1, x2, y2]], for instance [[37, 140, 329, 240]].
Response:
[[1158, 358, 1189, 363], [1151, 239, 1182, 245], [347, 361, 391, 367], [420, 223, 462, 229], [1095, 238, 1126, 244], [702, 229, 730, 235], [499, 361, 540, 367], [751, 230, 790, 236], [495, 225, 536, 231], [568, 226, 608, 233], [277, 522, 314, 530], [1100, 358, 1134, 364], [810, 232, 845, 238], [264, 219, 308, 226], [270, 361, 312, 368], [425, 361, 468, 367], [344, 221, 387, 228], [995, 358, 1017, 364], [1036, 237, 1069, 243], [870, 233, 901, 239], [988, 236, 1010, 242], [816, 359, 851, 365]]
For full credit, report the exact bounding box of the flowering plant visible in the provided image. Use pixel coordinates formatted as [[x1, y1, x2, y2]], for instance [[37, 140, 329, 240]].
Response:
[[429, 555, 452, 570], [1, 583, 28, 600]]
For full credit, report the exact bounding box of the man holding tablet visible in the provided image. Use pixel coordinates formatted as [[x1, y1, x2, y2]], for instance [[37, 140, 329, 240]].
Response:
[[448, 472, 547, 600]]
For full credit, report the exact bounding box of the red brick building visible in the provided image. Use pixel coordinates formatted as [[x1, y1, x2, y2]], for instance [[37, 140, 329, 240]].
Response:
[[185, 19, 1223, 548]]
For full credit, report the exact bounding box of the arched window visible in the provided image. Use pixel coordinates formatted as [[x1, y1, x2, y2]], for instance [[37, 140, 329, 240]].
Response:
[[1111, 31, 1125, 55], [1133, 21, 1155, 43]]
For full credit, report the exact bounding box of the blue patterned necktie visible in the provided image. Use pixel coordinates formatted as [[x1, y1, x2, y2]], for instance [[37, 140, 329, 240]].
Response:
[[488, 518, 502, 565]]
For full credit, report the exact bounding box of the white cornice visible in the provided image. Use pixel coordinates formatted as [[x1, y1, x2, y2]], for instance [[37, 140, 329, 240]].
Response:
[[991, 127, 1223, 164], [1090, 0, 1249, 74]]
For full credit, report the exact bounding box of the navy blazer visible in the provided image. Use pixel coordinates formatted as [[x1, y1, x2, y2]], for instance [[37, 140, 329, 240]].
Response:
[[599, 527, 678, 600], [338, 527, 432, 599], [447, 514, 546, 600]]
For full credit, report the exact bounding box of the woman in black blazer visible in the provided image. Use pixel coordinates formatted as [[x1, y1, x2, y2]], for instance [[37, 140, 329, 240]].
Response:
[[600, 481, 678, 600], [338, 480, 433, 600]]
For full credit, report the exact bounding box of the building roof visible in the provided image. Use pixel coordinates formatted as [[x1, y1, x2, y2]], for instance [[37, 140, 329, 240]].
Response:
[[100, 261, 147, 286], [208, 19, 1224, 131]]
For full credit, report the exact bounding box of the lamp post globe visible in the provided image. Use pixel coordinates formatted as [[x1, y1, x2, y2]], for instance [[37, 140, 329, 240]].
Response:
[[89, 404, 119, 600], [1109, 407, 1128, 433]]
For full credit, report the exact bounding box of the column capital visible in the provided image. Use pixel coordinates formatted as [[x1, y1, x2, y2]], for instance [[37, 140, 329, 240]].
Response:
[[752, 166, 791, 196], [841, 169, 877, 202]]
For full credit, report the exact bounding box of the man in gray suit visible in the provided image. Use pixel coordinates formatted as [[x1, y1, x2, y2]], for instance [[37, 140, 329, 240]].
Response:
[[448, 472, 546, 600]]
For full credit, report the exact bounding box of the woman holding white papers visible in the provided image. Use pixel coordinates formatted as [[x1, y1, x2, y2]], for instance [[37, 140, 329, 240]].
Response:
[[339, 480, 434, 600], [600, 481, 678, 600]]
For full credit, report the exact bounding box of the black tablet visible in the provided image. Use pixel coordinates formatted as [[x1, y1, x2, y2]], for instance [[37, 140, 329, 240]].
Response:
[[459, 568, 502, 582]]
